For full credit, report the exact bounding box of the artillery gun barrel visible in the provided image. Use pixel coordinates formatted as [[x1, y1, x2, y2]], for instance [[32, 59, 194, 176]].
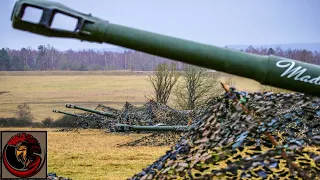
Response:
[[52, 109, 81, 118], [65, 104, 116, 118], [115, 123, 192, 132], [97, 104, 121, 114], [10, 0, 320, 96], [98, 104, 119, 111]]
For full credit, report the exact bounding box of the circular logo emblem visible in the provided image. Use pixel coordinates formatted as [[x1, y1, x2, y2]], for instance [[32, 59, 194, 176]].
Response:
[[2, 132, 46, 178]]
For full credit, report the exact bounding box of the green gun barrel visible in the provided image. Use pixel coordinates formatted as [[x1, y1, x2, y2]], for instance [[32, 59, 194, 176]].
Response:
[[115, 123, 192, 132], [65, 103, 116, 118], [10, 0, 320, 96], [97, 104, 121, 115], [52, 109, 82, 118]]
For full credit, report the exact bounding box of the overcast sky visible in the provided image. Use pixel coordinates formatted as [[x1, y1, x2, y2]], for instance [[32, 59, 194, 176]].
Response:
[[1, 0, 320, 51]]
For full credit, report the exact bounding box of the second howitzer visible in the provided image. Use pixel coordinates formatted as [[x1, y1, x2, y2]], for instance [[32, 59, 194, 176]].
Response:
[[65, 103, 116, 118], [52, 109, 82, 118], [10, 0, 320, 96], [115, 123, 192, 132]]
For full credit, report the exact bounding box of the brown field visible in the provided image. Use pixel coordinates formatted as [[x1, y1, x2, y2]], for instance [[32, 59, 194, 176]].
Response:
[[0, 71, 154, 121], [0, 128, 169, 180], [0, 71, 260, 121], [0, 71, 262, 179]]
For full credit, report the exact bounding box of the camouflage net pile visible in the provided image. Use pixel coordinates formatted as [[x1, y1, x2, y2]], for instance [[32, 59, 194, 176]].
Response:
[[130, 91, 320, 179], [117, 101, 212, 147], [95, 103, 122, 116], [114, 100, 213, 146], [78, 104, 121, 130], [47, 172, 71, 180], [118, 132, 183, 147], [66, 113, 110, 130], [117, 101, 190, 126], [61, 100, 192, 132]]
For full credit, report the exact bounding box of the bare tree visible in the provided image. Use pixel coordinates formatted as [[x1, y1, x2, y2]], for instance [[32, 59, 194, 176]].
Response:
[[173, 65, 223, 110], [148, 63, 180, 104], [16, 103, 34, 122]]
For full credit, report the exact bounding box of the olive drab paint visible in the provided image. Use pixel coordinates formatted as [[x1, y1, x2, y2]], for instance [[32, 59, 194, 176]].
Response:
[[10, 0, 320, 96], [65, 104, 116, 118], [115, 124, 192, 132], [52, 109, 82, 118]]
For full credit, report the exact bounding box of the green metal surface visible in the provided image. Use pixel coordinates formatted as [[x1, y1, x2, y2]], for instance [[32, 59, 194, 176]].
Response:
[[10, 0, 320, 96], [115, 123, 192, 132], [52, 109, 81, 118], [65, 103, 116, 118]]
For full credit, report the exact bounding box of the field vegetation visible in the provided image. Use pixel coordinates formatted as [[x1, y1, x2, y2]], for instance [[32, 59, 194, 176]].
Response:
[[0, 70, 268, 179], [0, 128, 168, 180], [0, 71, 260, 121], [0, 42, 316, 179]]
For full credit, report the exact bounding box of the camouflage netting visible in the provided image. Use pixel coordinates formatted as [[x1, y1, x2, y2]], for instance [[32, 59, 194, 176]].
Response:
[[116, 101, 212, 147], [129, 92, 320, 179], [64, 100, 193, 132], [118, 132, 183, 147], [76, 113, 111, 129], [95, 104, 122, 116], [47, 172, 71, 180], [116, 100, 191, 126]]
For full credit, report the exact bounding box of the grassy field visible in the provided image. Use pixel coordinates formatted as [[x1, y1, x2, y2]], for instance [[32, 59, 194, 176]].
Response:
[[0, 71, 260, 121], [0, 128, 169, 180], [0, 71, 154, 121], [0, 71, 261, 179]]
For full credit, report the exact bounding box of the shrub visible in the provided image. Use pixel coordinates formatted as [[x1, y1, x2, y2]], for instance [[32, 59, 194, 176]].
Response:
[[0, 117, 33, 127], [42, 117, 54, 127], [51, 115, 81, 128], [32, 122, 43, 128]]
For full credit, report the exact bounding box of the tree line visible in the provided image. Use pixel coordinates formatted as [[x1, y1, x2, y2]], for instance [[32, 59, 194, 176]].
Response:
[[0, 45, 319, 71]]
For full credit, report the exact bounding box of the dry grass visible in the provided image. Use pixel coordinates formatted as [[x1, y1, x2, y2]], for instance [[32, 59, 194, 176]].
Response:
[[0, 71, 277, 179], [0, 70, 153, 76], [0, 73, 153, 121], [0, 71, 261, 121], [0, 127, 170, 180]]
